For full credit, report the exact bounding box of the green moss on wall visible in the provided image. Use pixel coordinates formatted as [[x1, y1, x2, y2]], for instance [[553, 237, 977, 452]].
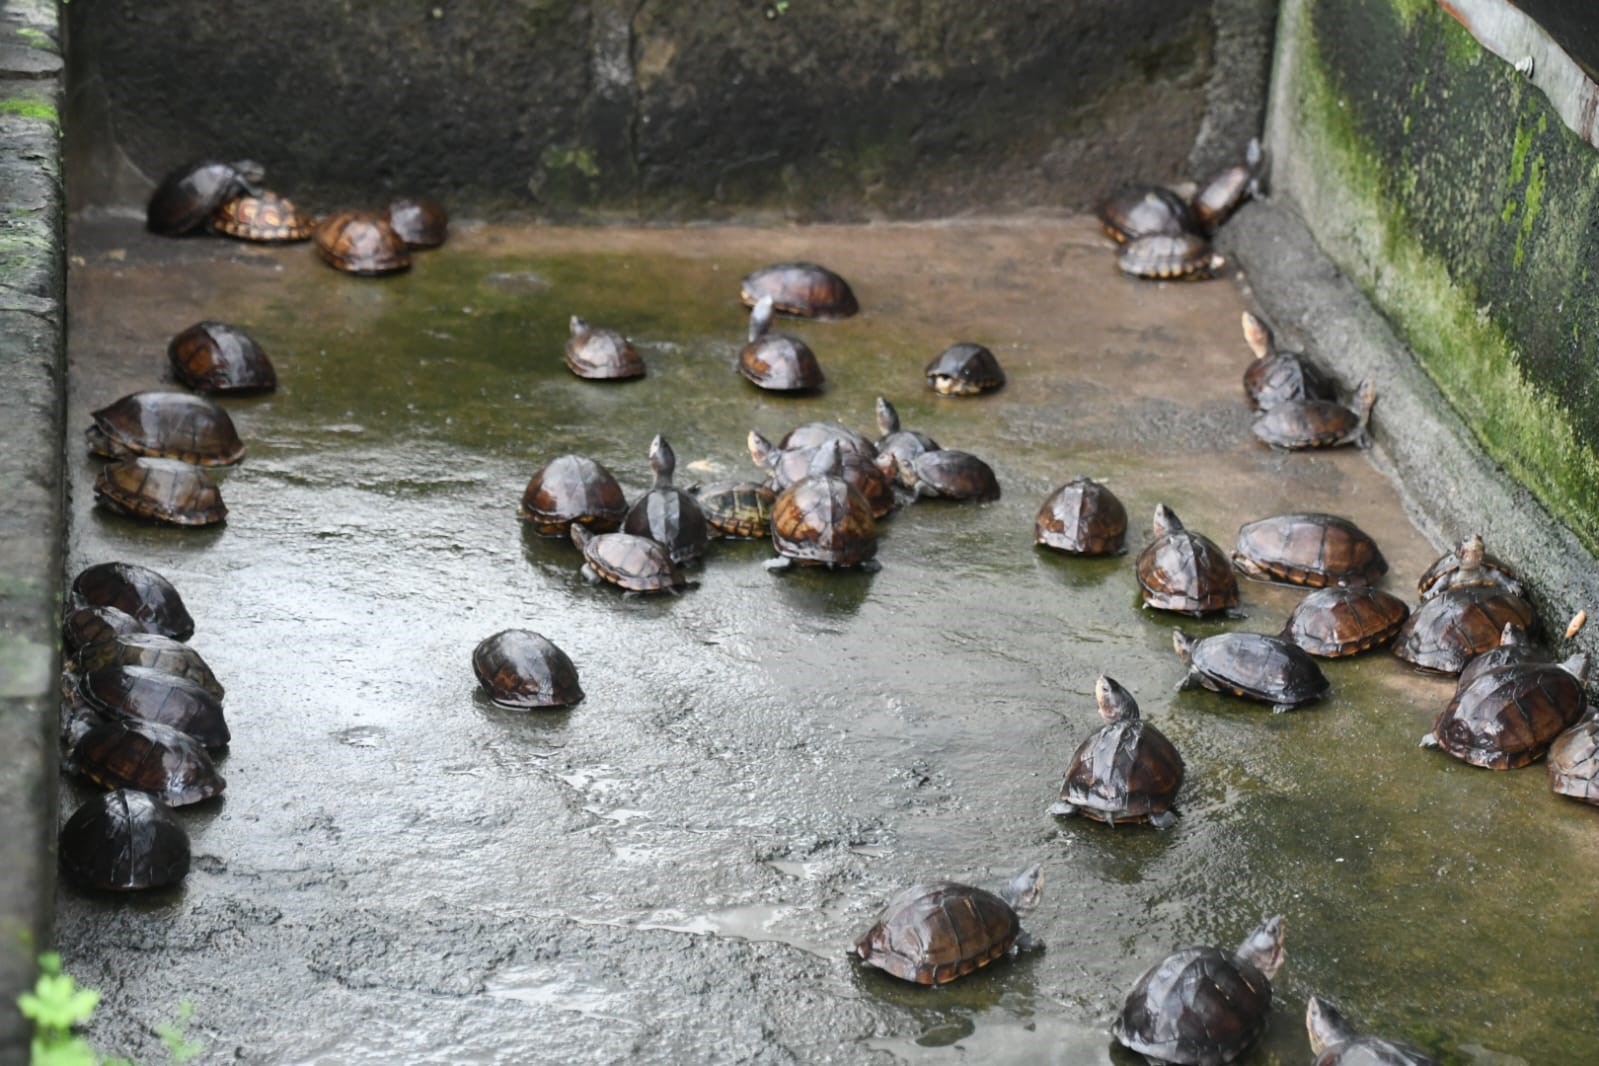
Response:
[[0, 98, 57, 126]]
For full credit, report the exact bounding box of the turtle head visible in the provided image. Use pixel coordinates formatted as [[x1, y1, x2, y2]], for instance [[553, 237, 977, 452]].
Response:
[[1353, 379, 1378, 423], [748, 295, 775, 342], [1171, 629, 1195, 663], [1095, 675, 1140, 724], [875, 396, 899, 436], [1305, 995, 1354, 1054], [649, 434, 676, 483], [1243, 136, 1266, 198], [1152, 503, 1182, 537], [1458, 533, 1486, 571], [1497, 621, 1527, 649], [1236, 915, 1286, 978], [998, 863, 1043, 913], [1560, 652, 1590, 684], [569, 315, 589, 337], [230, 159, 266, 184], [1241, 311, 1273, 359], [568, 523, 594, 550], [747, 430, 776, 473], [874, 451, 903, 484]]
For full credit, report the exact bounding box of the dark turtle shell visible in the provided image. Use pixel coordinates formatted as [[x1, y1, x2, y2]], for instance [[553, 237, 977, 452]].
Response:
[[1455, 623, 1550, 689], [769, 442, 878, 568], [1117, 233, 1225, 281], [72, 632, 225, 701], [69, 561, 194, 641], [210, 191, 314, 242], [313, 211, 412, 276], [1391, 586, 1537, 675], [472, 629, 584, 709], [62, 606, 150, 654], [146, 159, 262, 236], [749, 431, 895, 519], [1307, 996, 1442, 1066], [71, 719, 226, 806], [1241, 312, 1338, 410], [565, 315, 645, 380], [1232, 513, 1388, 588], [893, 449, 1000, 502], [739, 262, 858, 319], [570, 525, 688, 593], [925, 343, 1005, 396], [1252, 380, 1376, 449], [1097, 186, 1196, 244], [1417, 535, 1521, 600], [59, 790, 191, 892], [853, 865, 1040, 985], [874, 397, 938, 475], [1114, 917, 1285, 1066], [1034, 476, 1127, 556], [1053, 676, 1183, 827], [386, 196, 448, 248], [519, 454, 628, 536], [1548, 713, 1599, 805], [88, 391, 246, 466], [1190, 137, 1264, 232], [1175, 629, 1330, 711], [79, 664, 230, 749], [778, 421, 877, 458], [1282, 587, 1410, 658], [1136, 504, 1239, 616], [93, 457, 228, 527], [621, 435, 709, 565], [1423, 655, 1588, 769], [689, 480, 776, 540], [168, 320, 278, 394]]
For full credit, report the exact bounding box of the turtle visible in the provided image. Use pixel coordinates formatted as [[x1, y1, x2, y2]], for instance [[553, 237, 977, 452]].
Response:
[[519, 454, 628, 536], [1049, 675, 1184, 828], [71, 632, 225, 701], [1097, 186, 1196, 244], [78, 664, 231, 749], [688, 480, 776, 540], [565, 315, 645, 380], [94, 457, 228, 527], [1547, 712, 1599, 805], [1306, 995, 1440, 1066], [1456, 612, 1587, 689], [778, 420, 877, 458], [1420, 653, 1588, 769], [313, 211, 412, 275], [925, 343, 1005, 396], [71, 719, 226, 806], [386, 196, 448, 248], [882, 449, 1000, 502], [168, 320, 278, 394], [69, 561, 194, 641], [748, 430, 895, 520], [852, 863, 1042, 985], [1113, 916, 1286, 1066], [621, 435, 710, 565], [1136, 504, 1239, 617], [1173, 629, 1330, 712], [1281, 587, 1410, 658], [1117, 233, 1226, 281], [472, 629, 584, 709], [1190, 138, 1266, 232], [768, 440, 879, 571], [1034, 477, 1128, 556], [58, 790, 191, 892], [1252, 379, 1376, 449], [146, 159, 264, 236], [1391, 585, 1536, 675], [1231, 512, 1388, 588], [61, 606, 150, 654], [569, 524, 690, 594], [739, 296, 824, 392], [1240, 311, 1338, 411], [209, 191, 314, 242], [87, 391, 246, 466], [873, 397, 938, 476], [739, 262, 858, 319], [1416, 534, 1522, 600]]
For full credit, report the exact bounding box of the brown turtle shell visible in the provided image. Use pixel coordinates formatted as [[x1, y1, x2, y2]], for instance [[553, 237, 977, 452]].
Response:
[[1232, 513, 1388, 588], [570, 525, 688, 593], [565, 316, 645, 380], [313, 211, 412, 275], [1097, 186, 1196, 244], [168, 320, 278, 394], [71, 719, 226, 806], [1136, 504, 1239, 616], [69, 561, 194, 641], [1282, 587, 1410, 658], [740, 334, 824, 391], [1455, 624, 1545, 689], [472, 629, 584, 709], [59, 790, 191, 892], [62, 606, 150, 654], [689, 481, 776, 540], [1548, 714, 1599, 804], [1056, 677, 1184, 826], [519, 454, 627, 536], [1035, 477, 1127, 556], [93, 458, 228, 527], [925, 343, 1005, 396], [853, 871, 1036, 985], [79, 665, 230, 749], [88, 391, 245, 466], [210, 191, 314, 242], [386, 196, 448, 248], [750, 432, 895, 519], [739, 262, 858, 318], [770, 449, 878, 568], [1190, 138, 1263, 232], [895, 449, 1000, 502], [1252, 381, 1376, 449], [1117, 233, 1224, 280], [1417, 538, 1521, 600], [146, 159, 262, 236], [1426, 657, 1588, 769], [72, 632, 225, 700], [1241, 312, 1338, 411], [1175, 629, 1331, 711], [1392, 586, 1537, 675]]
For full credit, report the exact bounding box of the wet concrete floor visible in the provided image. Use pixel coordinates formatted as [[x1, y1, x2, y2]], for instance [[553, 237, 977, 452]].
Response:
[[57, 215, 1598, 1064]]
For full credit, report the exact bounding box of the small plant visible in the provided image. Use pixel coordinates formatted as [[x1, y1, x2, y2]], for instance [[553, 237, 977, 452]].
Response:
[[17, 954, 203, 1066]]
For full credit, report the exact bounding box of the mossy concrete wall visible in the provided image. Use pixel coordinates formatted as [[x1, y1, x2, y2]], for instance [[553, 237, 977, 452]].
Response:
[[65, 0, 1276, 220], [1266, 0, 1599, 554]]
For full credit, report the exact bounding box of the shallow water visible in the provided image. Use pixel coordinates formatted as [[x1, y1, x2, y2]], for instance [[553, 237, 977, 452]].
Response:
[[57, 215, 1595, 1064]]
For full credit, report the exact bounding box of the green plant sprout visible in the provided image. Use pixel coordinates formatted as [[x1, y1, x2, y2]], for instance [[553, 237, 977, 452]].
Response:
[[17, 954, 203, 1066]]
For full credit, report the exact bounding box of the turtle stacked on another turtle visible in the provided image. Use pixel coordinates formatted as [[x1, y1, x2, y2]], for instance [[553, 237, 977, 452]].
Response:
[[1101, 139, 1263, 281]]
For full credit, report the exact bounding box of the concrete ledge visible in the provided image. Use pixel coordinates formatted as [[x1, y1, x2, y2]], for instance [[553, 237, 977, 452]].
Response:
[[0, 0, 64, 1058]]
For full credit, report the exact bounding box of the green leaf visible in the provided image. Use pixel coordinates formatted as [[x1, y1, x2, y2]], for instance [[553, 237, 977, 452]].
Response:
[[29, 1032, 98, 1066]]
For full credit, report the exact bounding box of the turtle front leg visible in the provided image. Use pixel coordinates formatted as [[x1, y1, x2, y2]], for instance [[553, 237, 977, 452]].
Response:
[[1149, 809, 1179, 830], [764, 556, 793, 572], [579, 563, 601, 584], [1047, 800, 1078, 818]]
